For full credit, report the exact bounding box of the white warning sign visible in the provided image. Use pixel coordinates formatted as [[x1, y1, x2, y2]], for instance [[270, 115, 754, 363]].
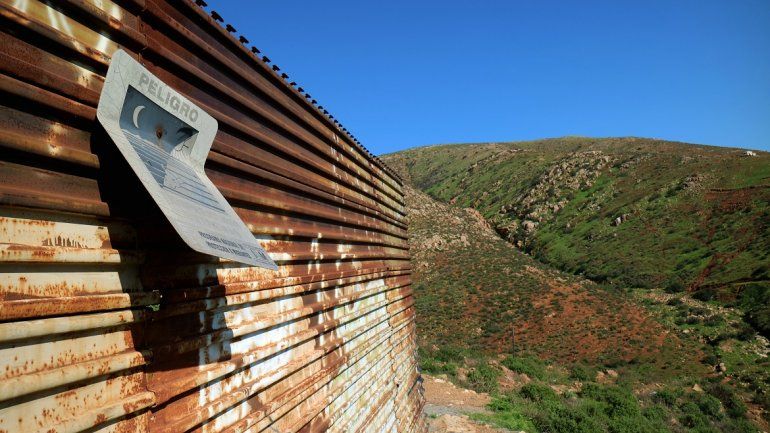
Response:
[[96, 49, 277, 270]]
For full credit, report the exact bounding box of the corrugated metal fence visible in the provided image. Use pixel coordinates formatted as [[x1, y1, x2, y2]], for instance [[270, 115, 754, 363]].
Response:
[[0, 0, 426, 432]]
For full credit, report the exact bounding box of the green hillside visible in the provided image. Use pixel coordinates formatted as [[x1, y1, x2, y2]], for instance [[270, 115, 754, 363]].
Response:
[[384, 139, 770, 431], [403, 185, 696, 367], [383, 137, 770, 336], [399, 183, 769, 433]]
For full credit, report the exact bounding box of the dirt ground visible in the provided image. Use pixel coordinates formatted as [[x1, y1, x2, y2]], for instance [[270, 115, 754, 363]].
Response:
[[423, 375, 514, 433]]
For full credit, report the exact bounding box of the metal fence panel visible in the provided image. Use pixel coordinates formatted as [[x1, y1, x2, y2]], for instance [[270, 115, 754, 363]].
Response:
[[0, 1, 425, 432]]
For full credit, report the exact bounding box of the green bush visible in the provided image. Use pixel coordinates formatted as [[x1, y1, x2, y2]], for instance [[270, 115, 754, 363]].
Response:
[[607, 415, 664, 433], [745, 306, 770, 338], [722, 418, 760, 433], [579, 383, 640, 418], [707, 383, 748, 418], [473, 398, 537, 432], [531, 402, 603, 433], [693, 288, 718, 302], [502, 355, 548, 380], [433, 346, 465, 363], [692, 393, 724, 419], [641, 404, 667, 422], [678, 401, 708, 428], [689, 306, 709, 316], [419, 356, 458, 376], [569, 364, 595, 382], [736, 283, 770, 337], [701, 352, 720, 366], [665, 279, 685, 293], [520, 382, 559, 403], [471, 411, 536, 432], [734, 323, 757, 341], [467, 363, 500, 393], [653, 388, 682, 406], [704, 315, 726, 327], [419, 345, 465, 376], [753, 391, 770, 413], [486, 394, 515, 412], [686, 315, 703, 325]]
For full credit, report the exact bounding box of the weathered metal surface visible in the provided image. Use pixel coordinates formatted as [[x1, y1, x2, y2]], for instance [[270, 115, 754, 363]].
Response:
[[0, 0, 425, 432]]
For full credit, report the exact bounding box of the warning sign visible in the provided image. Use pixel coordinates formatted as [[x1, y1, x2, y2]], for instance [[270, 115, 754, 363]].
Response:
[[96, 49, 277, 270]]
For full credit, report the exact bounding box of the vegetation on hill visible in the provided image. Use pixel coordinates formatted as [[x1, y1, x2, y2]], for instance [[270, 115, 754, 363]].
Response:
[[403, 185, 698, 368], [384, 137, 770, 337], [383, 140, 770, 431], [428, 289, 770, 433], [472, 353, 762, 433]]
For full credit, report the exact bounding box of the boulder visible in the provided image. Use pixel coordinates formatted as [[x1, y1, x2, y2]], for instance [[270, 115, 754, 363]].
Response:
[[457, 367, 468, 382], [612, 213, 630, 226]]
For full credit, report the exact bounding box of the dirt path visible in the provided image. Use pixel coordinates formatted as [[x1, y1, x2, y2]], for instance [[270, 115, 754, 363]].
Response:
[[423, 375, 513, 433]]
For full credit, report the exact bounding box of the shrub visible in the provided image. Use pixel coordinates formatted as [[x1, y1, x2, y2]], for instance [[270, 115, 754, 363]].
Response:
[[745, 306, 770, 338], [666, 298, 684, 306], [693, 288, 718, 302], [433, 346, 465, 363], [679, 401, 708, 428], [707, 383, 748, 418], [471, 410, 536, 432], [753, 391, 770, 413], [685, 315, 702, 325], [736, 283, 770, 337], [580, 383, 640, 418], [653, 388, 682, 406], [487, 394, 515, 412], [419, 356, 439, 373], [531, 402, 602, 433], [665, 279, 685, 293], [704, 315, 726, 327], [520, 383, 559, 403], [420, 356, 458, 376], [569, 364, 595, 382], [502, 355, 548, 380], [701, 352, 720, 366], [642, 404, 667, 422], [722, 418, 760, 433], [692, 393, 724, 419], [689, 306, 709, 316], [607, 415, 664, 433], [467, 363, 500, 393]]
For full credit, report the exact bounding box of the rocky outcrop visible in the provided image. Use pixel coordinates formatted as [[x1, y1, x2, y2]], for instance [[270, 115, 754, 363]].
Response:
[[495, 151, 613, 246], [612, 214, 630, 226]]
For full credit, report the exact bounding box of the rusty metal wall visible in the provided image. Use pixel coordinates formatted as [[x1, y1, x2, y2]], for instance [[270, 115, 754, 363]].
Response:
[[0, 1, 426, 432]]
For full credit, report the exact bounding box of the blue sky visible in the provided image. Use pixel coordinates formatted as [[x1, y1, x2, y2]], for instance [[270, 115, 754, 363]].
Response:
[[211, 0, 770, 154]]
